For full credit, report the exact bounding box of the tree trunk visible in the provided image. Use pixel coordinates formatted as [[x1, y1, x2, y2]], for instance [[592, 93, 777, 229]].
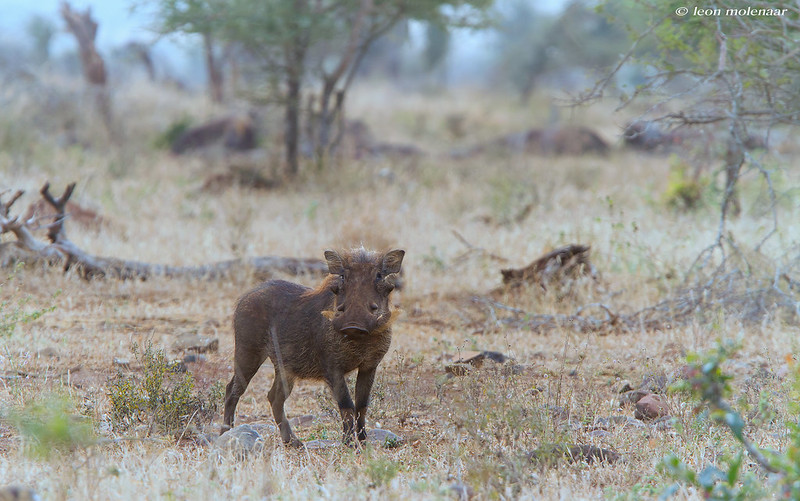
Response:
[[723, 135, 744, 218], [285, 70, 301, 178], [60, 1, 116, 142], [203, 33, 224, 103], [314, 79, 338, 168]]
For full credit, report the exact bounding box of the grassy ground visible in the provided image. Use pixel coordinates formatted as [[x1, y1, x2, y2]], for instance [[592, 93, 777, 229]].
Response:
[[1, 78, 799, 500]]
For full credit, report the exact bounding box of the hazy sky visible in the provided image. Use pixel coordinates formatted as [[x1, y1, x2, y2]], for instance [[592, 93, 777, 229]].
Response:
[[0, 0, 158, 51], [1, 0, 569, 52]]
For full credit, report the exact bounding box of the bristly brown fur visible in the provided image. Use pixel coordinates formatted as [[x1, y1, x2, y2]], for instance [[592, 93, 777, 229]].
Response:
[[223, 247, 405, 447]]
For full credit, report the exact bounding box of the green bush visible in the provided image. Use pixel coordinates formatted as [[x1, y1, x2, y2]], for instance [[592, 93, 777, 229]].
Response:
[[658, 340, 800, 499], [153, 117, 192, 150], [108, 342, 222, 436], [8, 394, 96, 459], [663, 160, 709, 211]]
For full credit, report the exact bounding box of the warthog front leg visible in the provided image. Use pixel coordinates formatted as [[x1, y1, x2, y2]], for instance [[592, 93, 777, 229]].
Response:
[[328, 371, 358, 445], [354, 367, 377, 442]]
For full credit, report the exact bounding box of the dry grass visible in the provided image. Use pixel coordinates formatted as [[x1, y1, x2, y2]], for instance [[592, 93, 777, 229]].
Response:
[[1, 77, 799, 500]]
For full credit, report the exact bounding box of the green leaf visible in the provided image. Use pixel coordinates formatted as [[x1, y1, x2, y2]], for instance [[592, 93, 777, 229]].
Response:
[[697, 465, 724, 490], [725, 411, 745, 441], [727, 451, 743, 486]]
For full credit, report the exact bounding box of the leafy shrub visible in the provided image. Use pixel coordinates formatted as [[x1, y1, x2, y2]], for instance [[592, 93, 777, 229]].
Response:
[[8, 394, 96, 459], [663, 160, 708, 211], [658, 340, 800, 499], [153, 117, 192, 150], [108, 342, 221, 436]]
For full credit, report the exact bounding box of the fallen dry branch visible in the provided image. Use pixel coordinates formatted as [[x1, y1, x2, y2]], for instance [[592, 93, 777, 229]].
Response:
[[0, 182, 327, 280], [500, 244, 596, 289], [476, 262, 800, 334]]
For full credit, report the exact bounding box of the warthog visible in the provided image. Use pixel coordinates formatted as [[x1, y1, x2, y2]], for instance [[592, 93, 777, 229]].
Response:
[[223, 248, 405, 446]]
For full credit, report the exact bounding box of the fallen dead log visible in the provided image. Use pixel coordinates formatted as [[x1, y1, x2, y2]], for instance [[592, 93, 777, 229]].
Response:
[[0, 182, 326, 280], [501, 244, 596, 289]]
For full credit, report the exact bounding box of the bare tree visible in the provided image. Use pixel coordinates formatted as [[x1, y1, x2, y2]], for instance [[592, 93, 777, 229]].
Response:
[[60, 1, 116, 140], [579, 1, 800, 274]]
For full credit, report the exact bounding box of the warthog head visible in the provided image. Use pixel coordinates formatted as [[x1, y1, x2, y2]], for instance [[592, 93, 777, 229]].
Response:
[[323, 248, 405, 336]]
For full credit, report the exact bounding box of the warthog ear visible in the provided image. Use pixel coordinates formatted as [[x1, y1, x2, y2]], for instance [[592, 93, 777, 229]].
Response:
[[381, 249, 405, 275], [324, 250, 345, 275]]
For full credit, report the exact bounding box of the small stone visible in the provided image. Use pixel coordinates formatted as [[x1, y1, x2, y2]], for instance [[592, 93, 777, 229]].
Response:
[[36, 347, 59, 359], [249, 423, 278, 436], [635, 393, 669, 421], [112, 358, 131, 369], [172, 333, 219, 353], [367, 428, 404, 448], [588, 429, 612, 439], [619, 389, 650, 407], [304, 439, 339, 450], [182, 354, 207, 364], [618, 380, 633, 393], [288, 414, 314, 427], [215, 424, 264, 457]]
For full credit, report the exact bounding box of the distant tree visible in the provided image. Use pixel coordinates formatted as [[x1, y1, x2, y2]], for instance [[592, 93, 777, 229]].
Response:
[[584, 0, 800, 262], [26, 14, 57, 64], [494, 0, 628, 100], [60, 1, 116, 141], [153, 0, 492, 177], [151, 0, 226, 102], [423, 21, 450, 82]]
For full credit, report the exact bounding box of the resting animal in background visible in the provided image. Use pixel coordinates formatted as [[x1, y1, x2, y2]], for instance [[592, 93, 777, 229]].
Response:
[[223, 248, 405, 447]]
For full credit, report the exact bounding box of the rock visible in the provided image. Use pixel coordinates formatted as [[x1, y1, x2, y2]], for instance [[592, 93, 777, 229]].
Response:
[[619, 389, 650, 407], [304, 439, 339, 450], [635, 394, 670, 421], [528, 444, 620, 466], [249, 423, 278, 436], [367, 428, 404, 448], [215, 424, 264, 457], [588, 429, 612, 439], [0, 486, 41, 501], [172, 333, 219, 353], [36, 347, 59, 359], [182, 354, 207, 364], [288, 414, 314, 428]]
